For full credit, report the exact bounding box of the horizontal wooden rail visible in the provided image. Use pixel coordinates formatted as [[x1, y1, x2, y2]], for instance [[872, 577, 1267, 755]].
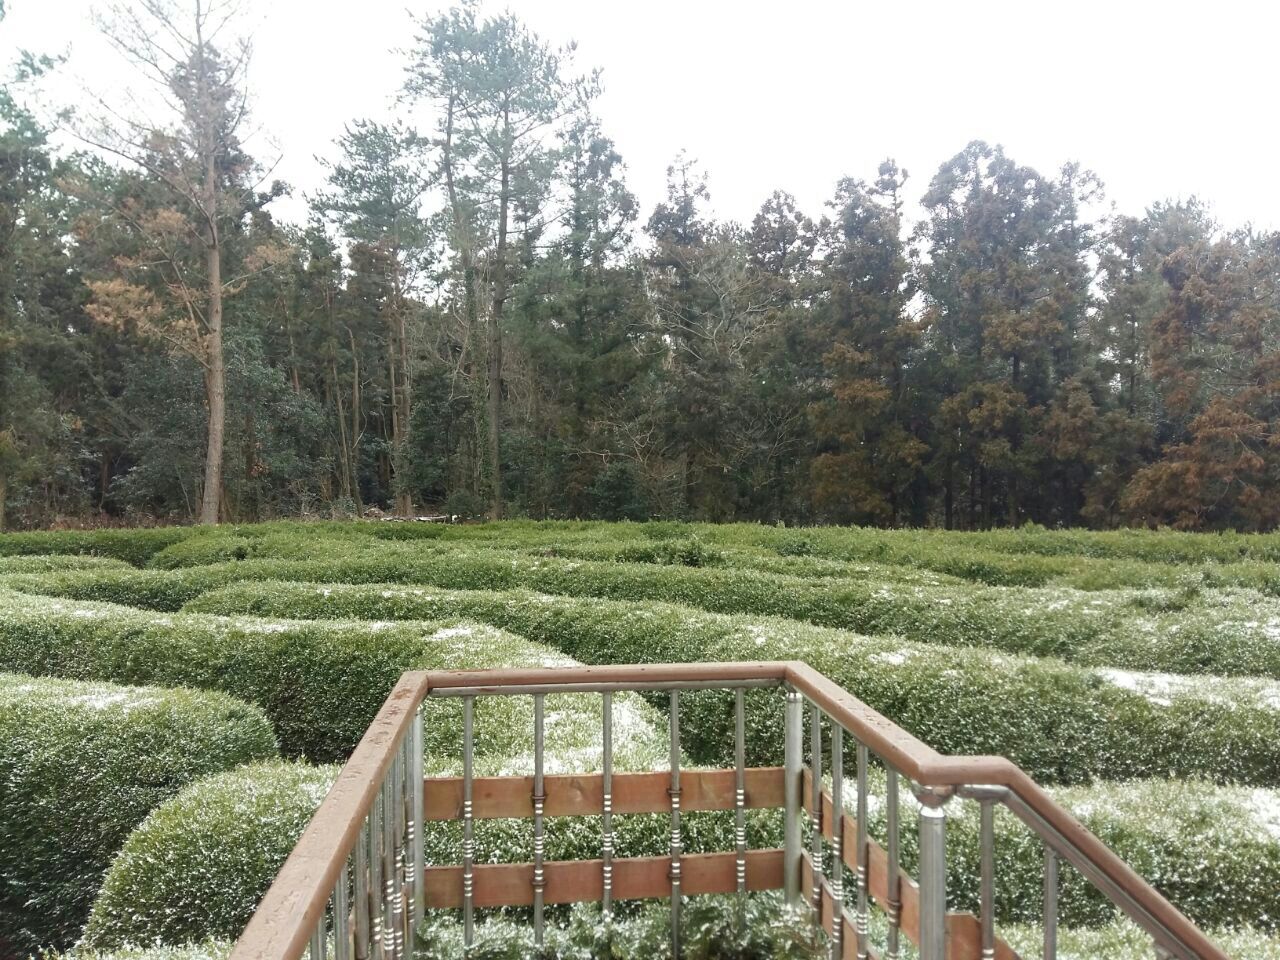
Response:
[[425, 766, 785, 820], [426, 848, 784, 908]]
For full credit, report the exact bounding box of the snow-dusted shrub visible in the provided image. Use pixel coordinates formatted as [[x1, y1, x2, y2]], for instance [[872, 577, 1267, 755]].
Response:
[[15, 546, 1280, 680], [181, 580, 1280, 787], [64, 942, 233, 960], [0, 526, 190, 566], [0, 554, 130, 574], [81, 762, 334, 949], [0, 590, 672, 765], [850, 776, 1280, 931], [0, 673, 278, 953], [1000, 919, 1280, 960]]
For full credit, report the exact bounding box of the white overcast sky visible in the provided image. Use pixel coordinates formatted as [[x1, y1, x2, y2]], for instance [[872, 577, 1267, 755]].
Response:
[[2, 0, 1277, 233]]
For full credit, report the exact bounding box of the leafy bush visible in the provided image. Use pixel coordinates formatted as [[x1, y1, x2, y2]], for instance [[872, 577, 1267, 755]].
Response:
[[17, 547, 1280, 680], [417, 894, 824, 959], [0, 590, 670, 765], [0, 555, 130, 574], [0, 526, 191, 566], [181, 580, 1280, 787], [65, 943, 233, 960], [1000, 919, 1280, 960], [81, 762, 335, 949], [0, 673, 278, 953], [855, 775, 1280, 931]]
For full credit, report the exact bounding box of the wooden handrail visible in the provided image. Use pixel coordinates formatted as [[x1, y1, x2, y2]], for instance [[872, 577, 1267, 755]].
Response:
[[231, 671, 429, 960]]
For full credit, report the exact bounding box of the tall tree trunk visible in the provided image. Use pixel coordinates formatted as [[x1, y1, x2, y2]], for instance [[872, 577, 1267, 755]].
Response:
[[487, 124, 511, 520], [0, 470, 7, 532], [200, 239, 225, 524]]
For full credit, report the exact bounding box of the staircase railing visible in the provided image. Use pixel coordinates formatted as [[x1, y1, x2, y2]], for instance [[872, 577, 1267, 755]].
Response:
[[229, 661, 1229, 960]]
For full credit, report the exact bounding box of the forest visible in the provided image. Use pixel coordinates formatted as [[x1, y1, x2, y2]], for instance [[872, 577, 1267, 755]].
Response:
[[2, 0, 1278, 532]]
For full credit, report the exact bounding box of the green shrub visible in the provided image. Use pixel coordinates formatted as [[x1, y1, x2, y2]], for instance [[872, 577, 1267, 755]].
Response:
[[0, 673, 278, 953], [856, 775, 1280, 932], [1001, 919, 1280, 960], [16, 548, 1280, 680], [81, 762, 336, 949], [0, 590, 671, 765], [417, 894, 824, 959], [0, 555, 130, 574], [182, 581, 1280, 787], [0, 527, 191, 566], [64, 942, 233, 960]]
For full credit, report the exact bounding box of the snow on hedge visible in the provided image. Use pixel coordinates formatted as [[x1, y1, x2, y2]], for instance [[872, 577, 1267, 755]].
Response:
[[178, 580, 1280, 787], [0, 673, 277, 953]]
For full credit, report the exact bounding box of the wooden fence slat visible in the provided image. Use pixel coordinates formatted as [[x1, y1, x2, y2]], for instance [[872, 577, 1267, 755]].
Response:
[[425, 848, 784, 908], [425, 766, 785, 820]]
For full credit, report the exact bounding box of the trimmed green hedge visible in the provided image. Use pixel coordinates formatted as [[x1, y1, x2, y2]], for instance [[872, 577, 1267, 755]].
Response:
[[65, 943, 233, 960], [180, 581, 1280, 787], [0, 527, 190, 566], [1001, 920, 1280, 960], [82, 763, 335, 949], [0, 555, 130, 574], [855, 775, 1280, 932], [0, 673, 278, 953], [0, 590, 672, 765], [13, 550, 1280, 680]]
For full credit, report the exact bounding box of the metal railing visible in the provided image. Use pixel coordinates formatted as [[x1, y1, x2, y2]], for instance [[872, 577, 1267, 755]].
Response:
[[230, 662, 1229, 960]]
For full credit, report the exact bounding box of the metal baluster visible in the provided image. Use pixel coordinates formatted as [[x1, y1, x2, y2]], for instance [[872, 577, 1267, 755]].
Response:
[[335, 858, 352, 960], [311, 914, 326, 960], [381, 768, 396, 960], [669, 690, 683, 959], [855, 744, 869, 960], [369, 785, 384, 960], [980, 800, 996, 960], [1044, 846, 1059, 960], [355, 821, 370, 960], [601, 691, 614, 923], [734, 688, 747, 910], [810, 705, 823, 916], [462, 696, 475, 949], [783, 689, 804, 905], [392, 742, 406, 959], [918, 794, 948, 960], [410, 706, 424, 928], [885, 771, 901, 960], [532, 693, 547, 948], [830, 725, 844, 960]]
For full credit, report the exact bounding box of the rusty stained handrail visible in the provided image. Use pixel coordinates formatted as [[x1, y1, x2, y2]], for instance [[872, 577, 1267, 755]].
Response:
[[230, 661, 1228, 960]]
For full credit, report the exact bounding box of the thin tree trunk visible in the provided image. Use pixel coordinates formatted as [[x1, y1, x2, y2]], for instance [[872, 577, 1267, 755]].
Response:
[[487, 123, 511, 520], [200, 239, 225, 524], [0, 471, 7, 532]]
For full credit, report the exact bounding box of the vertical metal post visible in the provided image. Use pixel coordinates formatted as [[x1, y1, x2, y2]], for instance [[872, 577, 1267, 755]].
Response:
[[310, 915, 326, 960], [354, 822, 370, 960], [601, 691, 614, 923], [809, 704, 823, 915], [980, 801, 996, 960], [1044, 846, 1059, 960], [391, 742, 406, 959], [462, 696, 475, 949], [410, 706, 424, 927], [918, 798, 948, 960], [830, 725, 845, 960], [734, 688, 747, 905], [855, 743, 869, 960], [885, 771, 901, 960], [783, 689, 804, 905], [532, 693, 547, 947], [368, 787, 384, 960], [669, 690, 683, 958], [381, 768, 396, 960], [335, 860, 352, 960]]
